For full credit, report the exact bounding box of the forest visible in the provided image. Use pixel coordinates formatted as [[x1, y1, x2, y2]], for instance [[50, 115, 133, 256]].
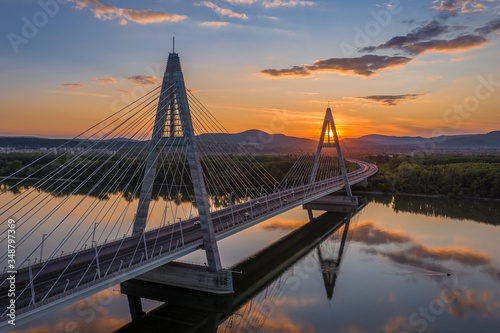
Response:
[[364, 154, 500, 199], [2, 153, 499, 199]]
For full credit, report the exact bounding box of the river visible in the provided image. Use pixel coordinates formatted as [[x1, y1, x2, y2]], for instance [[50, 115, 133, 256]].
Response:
[[5, 195, 500, 333]]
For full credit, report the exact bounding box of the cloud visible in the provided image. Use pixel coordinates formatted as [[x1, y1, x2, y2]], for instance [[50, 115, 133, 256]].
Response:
[[407, 244, 491, 266], [403, 34, 488, 55], [445, 289, 500, 319], [307, 55, 412, 77], [357, 94, 425, 106], [125, 75, 157, 85], [261, 65, 310, 77], [225, 0, 256, 3], [368, 248, 451, 274], [258, 15, 279, 20], [120, 9, 186, 24], [431, 0, 496, 13], [350, 221, 413, 244], [261, 55, 413, 78], [262, 219, 308, 230], [224, 0, 315, 8], [69, 0, 187, 25], [361, 20, 449, 52], [92, 77, 117, 84], [261, 0, 315, 8], [199, 21, 230, 27], [450, 55, 472, 61], [366, 243, 493, 277], [383, 316, 412, 333], [361, 18, 489, 56], [48, 90, 111, 98], [353, 220, 497, 277], [197, 1, 248, 19], [428, 75, 443, 81], [60, 83, 88, 88], [476, 17, 500, 35]]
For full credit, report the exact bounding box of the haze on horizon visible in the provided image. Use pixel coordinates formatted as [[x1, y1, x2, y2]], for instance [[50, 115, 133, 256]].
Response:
[[1, 0, 500, 140]]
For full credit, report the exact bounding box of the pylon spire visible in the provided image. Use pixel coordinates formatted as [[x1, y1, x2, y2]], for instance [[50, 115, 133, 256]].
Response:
[[310, 105, 352, 197], [133, 52, 222, 272]]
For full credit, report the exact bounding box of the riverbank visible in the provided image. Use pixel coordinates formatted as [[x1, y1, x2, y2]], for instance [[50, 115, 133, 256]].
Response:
[[352, 190, 500, 202]]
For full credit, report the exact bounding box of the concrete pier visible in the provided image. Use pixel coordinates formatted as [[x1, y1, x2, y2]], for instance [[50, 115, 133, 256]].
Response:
[[304, 195, 359, 217], [134, 261, 233, 294]]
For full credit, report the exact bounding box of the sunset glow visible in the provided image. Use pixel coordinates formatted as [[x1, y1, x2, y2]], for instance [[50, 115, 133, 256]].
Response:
[[1, 1, 499, 140]]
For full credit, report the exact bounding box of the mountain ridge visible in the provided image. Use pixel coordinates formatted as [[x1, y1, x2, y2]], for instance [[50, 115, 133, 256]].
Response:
[[0, 130, 498, 153]]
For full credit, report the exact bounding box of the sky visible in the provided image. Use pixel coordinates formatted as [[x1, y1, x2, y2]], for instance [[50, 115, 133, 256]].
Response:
[[1, 0, 500, 139]]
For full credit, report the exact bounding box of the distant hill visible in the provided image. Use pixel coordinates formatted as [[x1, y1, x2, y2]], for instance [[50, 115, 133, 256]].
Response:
[[0, 137, 138, 150], [0, 137, 82, 149], [436, 131, 500, 147], [347, 134, 425, 146], [0, 130, 316, 155], [198, 129, 315, 147], [1, 130, 498, 154], [345, 131, 500, 148], [344, 131, 500, 153]]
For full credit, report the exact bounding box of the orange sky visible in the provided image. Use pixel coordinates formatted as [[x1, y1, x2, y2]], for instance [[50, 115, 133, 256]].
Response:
[[1, 0, 500, 139]]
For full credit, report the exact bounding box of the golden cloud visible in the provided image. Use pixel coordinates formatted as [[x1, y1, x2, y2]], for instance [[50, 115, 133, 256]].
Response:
[[69, 0, 187, 25]]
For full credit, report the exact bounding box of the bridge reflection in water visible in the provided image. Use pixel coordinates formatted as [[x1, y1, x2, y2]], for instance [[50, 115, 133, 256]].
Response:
[[116, 200, 366, 332]]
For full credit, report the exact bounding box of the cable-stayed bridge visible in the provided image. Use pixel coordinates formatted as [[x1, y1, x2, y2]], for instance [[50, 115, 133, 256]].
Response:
[[0, 51, 377, 329]]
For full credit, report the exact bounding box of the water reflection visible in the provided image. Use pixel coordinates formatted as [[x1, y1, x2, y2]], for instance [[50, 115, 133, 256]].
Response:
[[370, 195, 500, 226], [6, 195, 500, 333], [116, 211, 353, 332]]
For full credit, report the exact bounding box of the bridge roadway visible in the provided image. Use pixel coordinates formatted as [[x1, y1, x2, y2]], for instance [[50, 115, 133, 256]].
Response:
[[0, 160, 377, 326]]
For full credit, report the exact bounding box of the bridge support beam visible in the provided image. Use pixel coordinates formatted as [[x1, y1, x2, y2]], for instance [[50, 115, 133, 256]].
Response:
[[134, 261, 233, 294], [304, 195, 359, 221], [120, 279, 233, 312], [307, 209, 314, 222], [357, 178, 369, 188], [126, 295, 145, 321]]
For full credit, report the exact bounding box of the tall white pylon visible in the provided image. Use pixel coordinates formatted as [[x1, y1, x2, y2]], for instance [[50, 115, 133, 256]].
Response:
[[310, 106, 353, 197], [133, 52, 222, 272]]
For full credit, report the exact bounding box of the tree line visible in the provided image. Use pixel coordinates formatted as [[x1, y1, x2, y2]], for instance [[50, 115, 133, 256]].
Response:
[[363, 154, 500, 198]]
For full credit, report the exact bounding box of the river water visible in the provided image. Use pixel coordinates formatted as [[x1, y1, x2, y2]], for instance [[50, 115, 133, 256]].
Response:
[[6, 195, 500, 333]]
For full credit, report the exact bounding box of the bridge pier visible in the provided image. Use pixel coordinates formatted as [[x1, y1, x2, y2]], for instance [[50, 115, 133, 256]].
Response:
[[133, 261, 233, 294], [307, 209, 314, 221], [356, 178, 369, 187], [126, 295, 145, 321], [304, 195, 359, 222]]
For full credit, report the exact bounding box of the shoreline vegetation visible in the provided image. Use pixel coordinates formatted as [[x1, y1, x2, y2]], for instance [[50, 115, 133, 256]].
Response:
[[1, 153, 499, 200], [360, 154, 500, 199], [367, 195, 500, 226], [353, 190, 500, 202]]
